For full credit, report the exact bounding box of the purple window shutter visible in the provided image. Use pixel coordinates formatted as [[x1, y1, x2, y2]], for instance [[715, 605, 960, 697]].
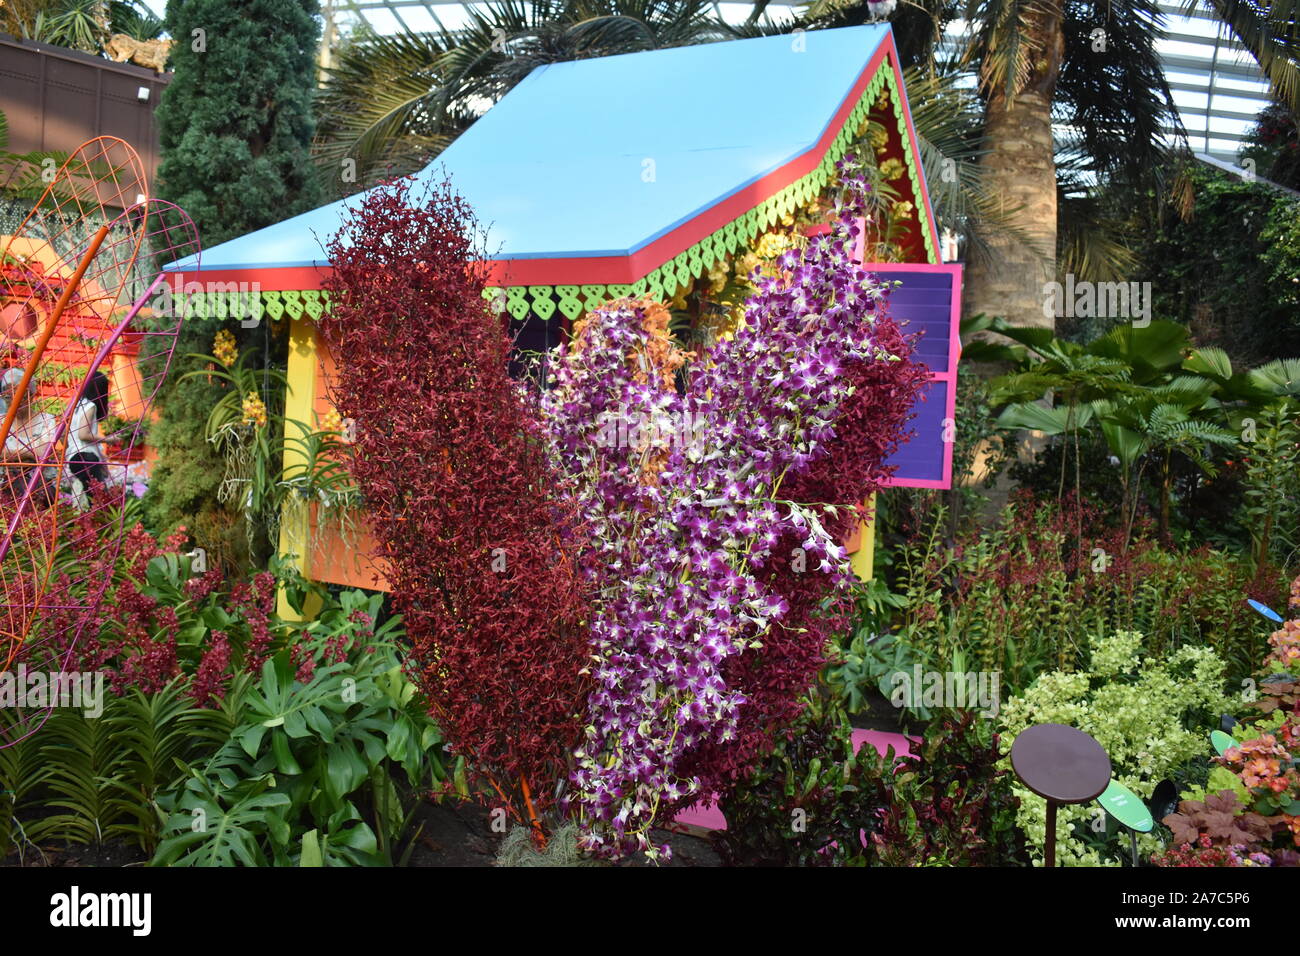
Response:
[[861, 262, 963, 489]]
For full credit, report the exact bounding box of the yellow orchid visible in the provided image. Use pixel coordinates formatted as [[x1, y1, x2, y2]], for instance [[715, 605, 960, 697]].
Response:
[[213, 329, 238, 367], [241, 391, 268, 428], [878, 158, 906, 180]]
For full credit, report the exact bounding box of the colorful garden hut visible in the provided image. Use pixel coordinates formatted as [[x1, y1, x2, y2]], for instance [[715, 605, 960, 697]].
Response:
[[163, 23, 960, 605]]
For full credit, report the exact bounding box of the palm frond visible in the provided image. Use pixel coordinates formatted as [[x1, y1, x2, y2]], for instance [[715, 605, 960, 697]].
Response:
[[962, 0, 1051, 102], [1056, 183, 1140, 284], [1248, 357, 1300, 395], [901, 65, 1051, 267], [1056, 0, 1186, 185], [314, 27, 467, 188]]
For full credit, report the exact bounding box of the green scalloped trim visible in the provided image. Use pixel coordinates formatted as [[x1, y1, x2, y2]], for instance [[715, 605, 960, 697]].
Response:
[[175, 288, 331, 322], [481, 62, 939, 319]]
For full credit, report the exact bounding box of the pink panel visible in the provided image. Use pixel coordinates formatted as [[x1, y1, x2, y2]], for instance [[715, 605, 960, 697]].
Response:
[[671, 728, 918, 833]]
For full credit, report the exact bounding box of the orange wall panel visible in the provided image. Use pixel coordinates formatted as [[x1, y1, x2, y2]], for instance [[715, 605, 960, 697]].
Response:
[[304, 327, 391, 592]]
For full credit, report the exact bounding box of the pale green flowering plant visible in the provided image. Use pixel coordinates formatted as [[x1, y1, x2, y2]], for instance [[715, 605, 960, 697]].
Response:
[[999, 630, 1231, 866]]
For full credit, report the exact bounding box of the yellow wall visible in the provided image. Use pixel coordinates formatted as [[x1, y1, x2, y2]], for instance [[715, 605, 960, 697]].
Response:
[[276, 319, 320, 619], [847, 492, 876, 582]]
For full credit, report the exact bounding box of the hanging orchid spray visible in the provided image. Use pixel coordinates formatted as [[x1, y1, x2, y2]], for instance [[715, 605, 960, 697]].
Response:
[[540, 162, 923, 858]]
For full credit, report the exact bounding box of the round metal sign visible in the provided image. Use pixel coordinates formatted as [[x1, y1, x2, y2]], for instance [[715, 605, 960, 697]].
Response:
[[1011, 723, 1112, 804]]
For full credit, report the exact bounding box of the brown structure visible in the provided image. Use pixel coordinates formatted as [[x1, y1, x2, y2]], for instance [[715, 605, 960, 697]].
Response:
[[0, 34, 169, 189]]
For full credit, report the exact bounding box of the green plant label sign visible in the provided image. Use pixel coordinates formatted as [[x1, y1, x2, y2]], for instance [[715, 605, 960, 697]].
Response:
[[1097, 779, 1154, 833], [1210, 730, 1237, 756]]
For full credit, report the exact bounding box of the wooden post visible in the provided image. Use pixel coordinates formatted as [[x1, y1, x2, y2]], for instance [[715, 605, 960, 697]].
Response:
[[1044, 800, 1057, 868]]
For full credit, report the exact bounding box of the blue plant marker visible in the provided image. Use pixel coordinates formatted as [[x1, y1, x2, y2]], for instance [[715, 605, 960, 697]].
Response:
[[1248, 599, 1284, 623], [1211, 730, 1237, 756]]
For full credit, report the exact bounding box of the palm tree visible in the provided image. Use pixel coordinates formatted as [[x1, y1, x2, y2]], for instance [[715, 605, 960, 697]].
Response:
[[806, 0, 1298, 329], [966, 0, 1298, 329], [760, 0, 1184, 318], [0, 0, 162, 51], [953, 0, 1183, 329]]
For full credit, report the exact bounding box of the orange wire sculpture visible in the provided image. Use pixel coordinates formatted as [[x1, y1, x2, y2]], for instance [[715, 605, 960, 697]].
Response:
[[0, 137, 200, 744]]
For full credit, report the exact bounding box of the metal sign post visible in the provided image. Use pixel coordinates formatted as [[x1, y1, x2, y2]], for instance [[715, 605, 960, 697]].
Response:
[[1011, 723, 1112, 867]]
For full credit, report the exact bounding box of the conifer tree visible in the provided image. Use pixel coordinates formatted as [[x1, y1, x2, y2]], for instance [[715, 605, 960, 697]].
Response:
[[148, 0, 323, 570]]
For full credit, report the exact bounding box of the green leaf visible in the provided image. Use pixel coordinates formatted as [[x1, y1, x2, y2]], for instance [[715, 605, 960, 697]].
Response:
[[1088, 321, 1188, 375], [300, 829, 324, 867], [324, 743, 367, 803], [385, 717, 412, 762], [987, 321, 1056, 351], [1100, 421, 1146, 469], [239, 723, 268, 757], [283, 708, 310, 739], [271, 732, 303, 775], [339, 821, 378, 854], [1247, 358, 1300, 397], [995, 402, 1087, 434], [265, 808, 291, 850], [1183, 347, 1233, 382]]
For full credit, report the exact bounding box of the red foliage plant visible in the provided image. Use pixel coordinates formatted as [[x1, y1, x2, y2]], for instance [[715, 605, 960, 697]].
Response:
[[16, 500, 262, 706], [320, 175, 591, 829]]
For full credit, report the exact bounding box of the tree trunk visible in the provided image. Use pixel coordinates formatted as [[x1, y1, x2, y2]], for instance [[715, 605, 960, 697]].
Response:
[[964, 4, 1063, 332], [963, 11, 1064, 512], [963, 86, 1058, 331]]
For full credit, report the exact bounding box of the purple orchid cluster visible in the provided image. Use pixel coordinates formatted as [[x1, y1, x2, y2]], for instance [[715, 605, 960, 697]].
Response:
[[539, 163, 900, 859]]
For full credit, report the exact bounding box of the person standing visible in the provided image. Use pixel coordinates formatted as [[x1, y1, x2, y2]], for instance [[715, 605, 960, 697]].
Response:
[[0, 367, 57, 506]]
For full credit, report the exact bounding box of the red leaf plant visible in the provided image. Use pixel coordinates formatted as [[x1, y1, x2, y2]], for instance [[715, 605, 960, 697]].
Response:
[[320, 176, 591, 837], [6, 497, 270, 716]]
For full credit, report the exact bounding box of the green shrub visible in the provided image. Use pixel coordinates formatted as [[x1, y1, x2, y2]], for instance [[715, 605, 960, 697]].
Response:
[[998, 630, 1231, 866], [152, 633, 442, 867], [0, 680, 232, 857]]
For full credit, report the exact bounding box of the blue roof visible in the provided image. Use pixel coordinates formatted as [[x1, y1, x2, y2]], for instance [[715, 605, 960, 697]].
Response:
[[168, 24, 892, 274]]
